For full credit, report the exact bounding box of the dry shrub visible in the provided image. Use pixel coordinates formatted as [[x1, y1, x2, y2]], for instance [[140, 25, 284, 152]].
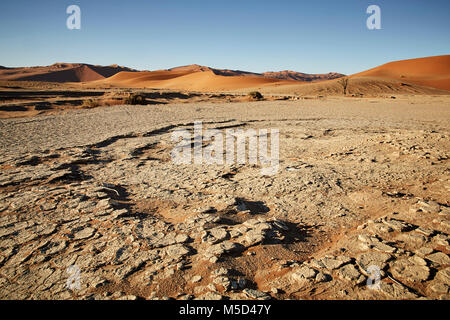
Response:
[[82, 99, 100, 108], [125, 93, 146, 105], [248, 91, 264, 100]]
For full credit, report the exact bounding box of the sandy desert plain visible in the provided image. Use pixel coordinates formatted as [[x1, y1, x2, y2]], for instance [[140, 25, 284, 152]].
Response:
[[0, 55, 449, 300]]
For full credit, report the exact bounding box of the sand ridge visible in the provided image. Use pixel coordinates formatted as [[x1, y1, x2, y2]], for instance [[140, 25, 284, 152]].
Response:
[[90, 55, 450, 93], [1, 55, 449, 94], [0, 63, 137, 83], [352, 55, 450, 91]]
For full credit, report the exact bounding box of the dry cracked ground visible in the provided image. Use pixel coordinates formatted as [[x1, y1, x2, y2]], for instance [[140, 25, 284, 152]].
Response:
[[0, 96, 449, 300]]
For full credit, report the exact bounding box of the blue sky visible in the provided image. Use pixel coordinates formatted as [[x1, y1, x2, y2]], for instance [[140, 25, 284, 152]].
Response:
[[0, 0, 449, 74]]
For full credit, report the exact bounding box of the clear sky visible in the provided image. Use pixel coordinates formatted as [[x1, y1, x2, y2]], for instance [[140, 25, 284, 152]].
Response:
[[0, 0, 449, 74]]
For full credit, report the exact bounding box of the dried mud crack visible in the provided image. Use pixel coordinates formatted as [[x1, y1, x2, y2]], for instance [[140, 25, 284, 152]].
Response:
[[0, 98, 449, 300]]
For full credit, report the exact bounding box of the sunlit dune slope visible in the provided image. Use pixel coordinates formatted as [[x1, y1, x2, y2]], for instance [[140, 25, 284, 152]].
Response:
[[96, 69, 296, 91], [352, 55, 450, 91]]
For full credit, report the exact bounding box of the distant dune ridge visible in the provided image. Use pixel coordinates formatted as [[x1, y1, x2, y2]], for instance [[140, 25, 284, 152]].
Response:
[[0, 55, 449, 93], [260, 55, 450, 95], [352, 55, 450, 91], [262, 71, 344, 82], [97, 68, 299, 91], [166, 64, 345, 81], [0, 62, 343, 89], [91, 64, 348, 91], [94, 55, 450, 93], [0, 63, 137, 82]]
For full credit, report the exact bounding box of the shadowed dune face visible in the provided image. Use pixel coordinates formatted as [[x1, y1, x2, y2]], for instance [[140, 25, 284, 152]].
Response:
[[96, 65, 346, 91], [0, 63, 137, 83], [262, 71, 345, 82], [87, 56, 450, 93], [352, 55, 450, 91], [259, 76, 450, 96], [95, 69, 299, 91], [167, 64, 345, 80], [0, 56, 449, 94], [259, 55, 450, 96]]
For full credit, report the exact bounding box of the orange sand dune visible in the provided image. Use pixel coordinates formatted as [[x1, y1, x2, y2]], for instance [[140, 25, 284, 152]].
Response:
[[0, 63, 137, 83], [352, 55, 450, 91], [3, 56, 448, 93], [259, 76, 449, 96], [95, 69, 296, 91]]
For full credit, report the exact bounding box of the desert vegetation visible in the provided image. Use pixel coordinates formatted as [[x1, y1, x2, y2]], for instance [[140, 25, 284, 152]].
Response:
[[337, 77, 349, 95], [82, 98, 100, 109], [124, 93, 147, 105], [248, 91, 264, 100]]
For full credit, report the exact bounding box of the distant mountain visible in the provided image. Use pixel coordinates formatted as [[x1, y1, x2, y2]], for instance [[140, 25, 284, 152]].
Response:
[[0, 63, 137, 83]]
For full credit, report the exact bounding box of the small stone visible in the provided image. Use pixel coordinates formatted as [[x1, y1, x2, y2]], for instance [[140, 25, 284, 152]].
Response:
[[429, 282, 449, 294], [409, 255, 428, 266], [426, 252, 450, 266], [212, 267, 229, 276], [175, 234, 190, 244], [433, 234, 449, 246], [315, 271, 331, 283], [368, 222, 393, 234], [244, 230, 266, 246], [191, 275, 202, 283], [206, 283, 217, 292], [204, 241, 243, 257], [357, 252, 392, 271], [96, 198, 111, 209], [72, 227, 95, 240], [111, 209, 129, 218], [165, 244, 191, 260], [112, 291, 125, 298], [40, 202, 57, 211], [396, 233, 427, 248], [202, 227, 228, 244], [41, 240, 67, 255], [319, 256, 351, 270], [435, 268, 450, 283], [415, 247, 434, 257], [382, 218, 411, 232], [416, 200, 440, 213], [213, 276, 231, 291], [337, 264, 361, 282], [291, 266, 318, 281], [440, 220, 450, 228], [272, 219, 289, 231], [372, 242, 397, 253], [242, 289, 270, 300], [379, 282, 417, 299], [391, 258, 430, 282], [415, 227, 435, 237]]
